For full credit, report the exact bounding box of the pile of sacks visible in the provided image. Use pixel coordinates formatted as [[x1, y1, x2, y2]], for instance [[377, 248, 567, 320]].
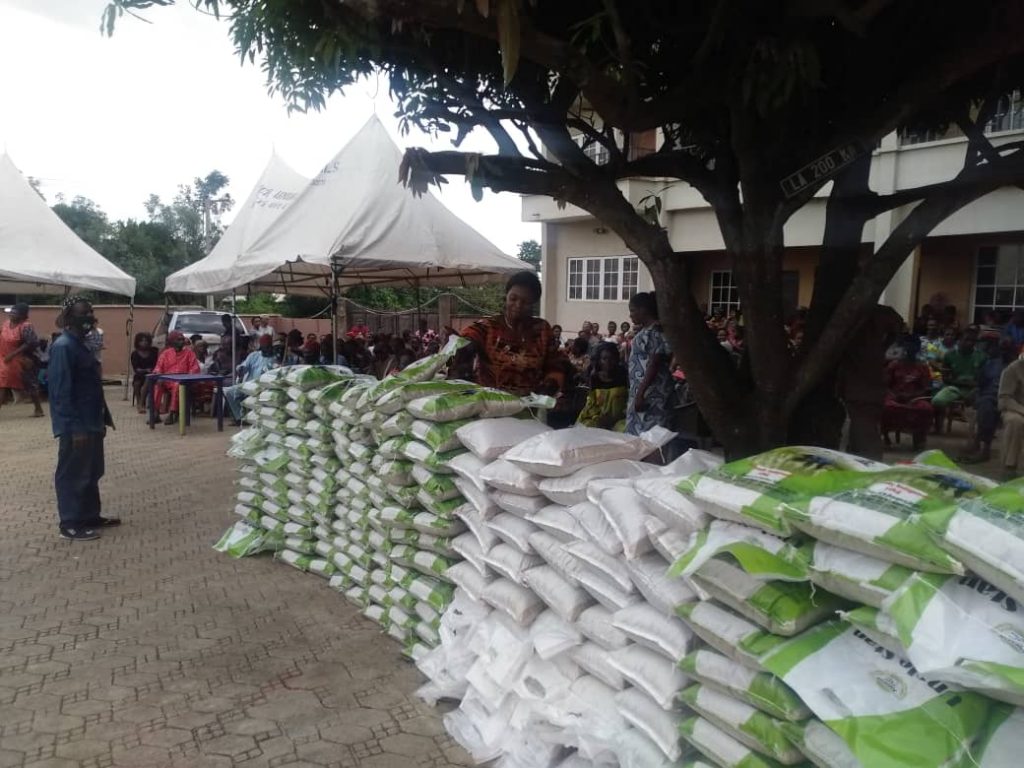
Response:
[[417, 424, 716, 766], [220, 341, 556, 658], [217, 364, 355, 559], [670, 446, 1024, 767], [419, 440, 1024, 768]]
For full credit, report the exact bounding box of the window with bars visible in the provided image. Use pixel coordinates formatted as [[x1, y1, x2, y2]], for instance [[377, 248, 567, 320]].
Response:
[[710, 270, 740, 314], [973, 244, 1024, 323], [566, 256, 640, 301]]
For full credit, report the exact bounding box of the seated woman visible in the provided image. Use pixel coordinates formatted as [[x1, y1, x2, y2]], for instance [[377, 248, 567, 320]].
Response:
[[152, 332, 200, 425], [454, 271, 563, 396], [576, 342, 628, 430], [882, 335, 934, 450], [130, 332, 159, 414]]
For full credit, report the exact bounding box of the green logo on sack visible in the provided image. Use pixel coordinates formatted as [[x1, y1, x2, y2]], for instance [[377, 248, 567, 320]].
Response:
[[873, 670, 908, 699], [995, 623, 1024, 654]]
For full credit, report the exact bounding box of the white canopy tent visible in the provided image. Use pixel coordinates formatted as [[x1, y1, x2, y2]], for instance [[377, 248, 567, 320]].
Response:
[[164, 154, 308, 294], [0, 153, 136, 297], [174, 115, 526, 297]]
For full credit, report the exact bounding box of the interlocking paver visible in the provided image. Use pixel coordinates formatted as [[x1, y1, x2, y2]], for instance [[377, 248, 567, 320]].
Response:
[[0, 392, 468, 768]]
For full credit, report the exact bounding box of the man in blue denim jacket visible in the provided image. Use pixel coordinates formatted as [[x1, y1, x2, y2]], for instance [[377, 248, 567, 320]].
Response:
[[47, 298, 119, 540]]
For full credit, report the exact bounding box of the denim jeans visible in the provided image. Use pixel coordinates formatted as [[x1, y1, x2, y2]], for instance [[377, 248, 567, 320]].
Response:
[[55, 432, 104, 529], [224, 385, 245, 420]]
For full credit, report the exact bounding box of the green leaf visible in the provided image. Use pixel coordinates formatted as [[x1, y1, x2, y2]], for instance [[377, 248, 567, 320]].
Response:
[[496, 0, 520, 86]]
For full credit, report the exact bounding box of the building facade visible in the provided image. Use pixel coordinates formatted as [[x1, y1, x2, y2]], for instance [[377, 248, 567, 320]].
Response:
[[524, 112, 1024, 333]]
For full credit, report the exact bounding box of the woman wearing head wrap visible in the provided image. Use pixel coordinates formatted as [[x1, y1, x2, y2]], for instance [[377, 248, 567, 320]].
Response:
[[625, 291, 673, 435], [0, 302, 43, 417], [882, 334, 935, 450], [454, 271, 564, 396], [151, 331, 200, 425]]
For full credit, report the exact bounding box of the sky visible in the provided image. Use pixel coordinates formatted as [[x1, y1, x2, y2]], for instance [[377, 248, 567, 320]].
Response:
[[0, 0, 540, 254]]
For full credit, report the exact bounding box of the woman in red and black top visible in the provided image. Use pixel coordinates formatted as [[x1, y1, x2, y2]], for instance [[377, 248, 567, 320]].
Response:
[[456, 272, 564, 396]]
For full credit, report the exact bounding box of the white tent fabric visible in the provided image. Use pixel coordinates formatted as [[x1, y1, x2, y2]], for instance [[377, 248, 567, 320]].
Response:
[[165, 154, 308, 293], [0, 154, 136, 297], [208, 115, 526, 295]]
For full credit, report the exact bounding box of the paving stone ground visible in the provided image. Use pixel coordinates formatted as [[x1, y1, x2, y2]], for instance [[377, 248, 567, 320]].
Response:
[[0, 390, 470, 768]]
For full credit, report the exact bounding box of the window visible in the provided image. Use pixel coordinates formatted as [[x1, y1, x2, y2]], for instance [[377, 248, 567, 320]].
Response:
[[573, 133, 610, 165], [974, 244, 1024, 323], [986, 91, 1024, 134], [566, 256, 640, 301], [568, 259, 583, 300], [710, 270, 740, 314]]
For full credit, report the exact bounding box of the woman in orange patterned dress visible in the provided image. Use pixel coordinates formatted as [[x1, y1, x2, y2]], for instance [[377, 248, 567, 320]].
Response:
[[456, 272, 565, 397]]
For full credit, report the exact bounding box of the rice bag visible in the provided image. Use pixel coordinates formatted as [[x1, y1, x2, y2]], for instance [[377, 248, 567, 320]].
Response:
[[480, 459, 543, 496], [571, 642, 626, 690], [679, 716, 792, 768], [864, 573, 1024, 706], [676, 600, 787, 671], [607, 644, 689, 709], [670, 520, 807, 582], [456, 416, 552, 461], [537, 459, 655, 506], [527, 504, 590, 542], [613, 603, 694, 661], [781, 463, 993, 573], [523, 565, 594, 622], [503, 426, 675, 478], [777, 719, 861, 768], [481, 578, 545, 626], [689, 558, 848, 636], [760, 620, 992, 768], [679, 684, 804, 764], [786, 539, 914, 608], [921, 477, 1024, 605], [681, 446, 888, 536], [627, 553, 699, 614], [614, 687, 684, 762], [679, 648, 810, 722], [634, 474, 709, 536]]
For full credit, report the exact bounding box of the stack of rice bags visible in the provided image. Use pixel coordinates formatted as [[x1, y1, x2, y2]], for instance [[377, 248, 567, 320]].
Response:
[[424, 425, 716, 766], [305, 337, 539, 657], [671, 446, 1024, 768]]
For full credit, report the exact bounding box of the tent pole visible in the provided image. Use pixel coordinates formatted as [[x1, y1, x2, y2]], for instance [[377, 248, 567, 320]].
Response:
[[331, 257, 342, 361], [122, 299, 134, 400], [414, 279, 421, 336], [231, 293, 237, 384]]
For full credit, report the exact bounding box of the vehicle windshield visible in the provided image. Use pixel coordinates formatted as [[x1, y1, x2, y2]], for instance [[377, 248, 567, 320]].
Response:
[[175, 315, 245, 336]]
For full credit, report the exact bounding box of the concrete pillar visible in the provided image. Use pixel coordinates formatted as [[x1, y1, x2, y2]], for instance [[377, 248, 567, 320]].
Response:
[[541, 223, 558, 323], [872, 132, 918, 323]]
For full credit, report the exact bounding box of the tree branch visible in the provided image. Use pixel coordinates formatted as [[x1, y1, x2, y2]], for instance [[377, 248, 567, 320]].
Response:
[[786, 145, 1024, 414]]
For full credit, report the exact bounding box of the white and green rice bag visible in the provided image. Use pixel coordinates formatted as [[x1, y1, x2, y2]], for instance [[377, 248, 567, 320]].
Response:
[[213, 520, 278, 558], [781, 463, 993, 573], [922, 477, 1024, 605], [853, 573, 1024, 706], [689, 558, 848, 636], [973, 704, 1024, 766], [410, 464, 462, 501], [679, 649, 810, 722], [381, 410, 414, 438], [276, 549, 313, 571], [401, 440, 459, 474], [670, 521, 807, 583], [760, 620, 992, 768], [679, 446, 887, 536], [410, 418, 471, 453], [284, 536, 318, 555], [784, 540, 914, 608], [308, 558, 336, 579], [679, 684, 804, 765], [777, 719, 860, 768], [679, 716, 790, 768], [676, 600, 788, 670]]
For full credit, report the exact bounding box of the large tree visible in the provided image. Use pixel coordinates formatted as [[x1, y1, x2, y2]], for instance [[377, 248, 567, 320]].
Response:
[[106, 0, 1024, 455]]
